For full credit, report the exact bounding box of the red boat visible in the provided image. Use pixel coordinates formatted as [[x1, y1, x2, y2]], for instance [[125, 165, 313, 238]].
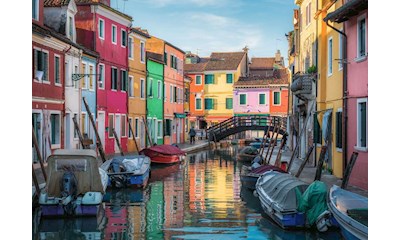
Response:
[[139, 144, 186, 164]]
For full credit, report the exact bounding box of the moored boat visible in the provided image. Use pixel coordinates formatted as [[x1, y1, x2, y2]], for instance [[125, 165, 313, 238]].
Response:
[[240, 164, 287, 190], [38, 149, 108, 217], [139, 144, 186, 164], [328, 185, 368, 240], [237, 146, 258, 162], [100, 155, 151, 188], [255, 171, 336, 231]]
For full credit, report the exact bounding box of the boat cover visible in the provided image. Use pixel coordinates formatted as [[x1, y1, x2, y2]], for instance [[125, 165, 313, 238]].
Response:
[[298, 181, 328, 225], [259, 172, 309, 212], [240, 146, 258, 155], [250, 165, 286, 174], [46, 149, 105, 197], [139, 144, 186, 156]]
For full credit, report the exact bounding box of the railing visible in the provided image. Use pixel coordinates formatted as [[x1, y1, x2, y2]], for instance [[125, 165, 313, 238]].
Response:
[[207, 115, 287, 142]]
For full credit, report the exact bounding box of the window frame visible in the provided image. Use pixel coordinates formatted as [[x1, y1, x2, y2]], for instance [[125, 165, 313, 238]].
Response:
[[81, 63, 87, 89], [195, 75, 202, 85], [108, 114, 114, 138], [33, 48, 49, 83], [239, 93, 247, 106], [50, 112, 61, 148], [225, 97, 233, 109], [328, 36, 333, 77], [121, 115, 127, 137], [195, 97, 202, 110], [111, 67, 118, 91], [32, 0, 39, 21], [111, 24, 117, 45], [128, 36, 133, 59], [205, 98, 214, 110], [157, 80, 162, 99], [98, 18, 105, 40], [135, 118, 139, 138], [356, 98, 368, 151], [120, 69, 127, 92], [140, 78, 145, 99], [356, 14, 367, 60], [88, 64, 94, 91], [273, 91, 281, 106], [140, 41, 145, 63], [258, 93, 266, 105], [121, 29, 127, 48], [335, 108, 343, 151], [54, 55, 61, 86], [98, 63, 105, 90], [226, 73, 233, 84], [128, 75, 134, 98], [205, 74, 214, 84]]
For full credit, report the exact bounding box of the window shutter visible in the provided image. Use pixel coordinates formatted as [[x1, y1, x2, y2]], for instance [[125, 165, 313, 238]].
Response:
[[336, 112, 342, 148], [360, 103, 366, 147], [43, 52, 48, 80]]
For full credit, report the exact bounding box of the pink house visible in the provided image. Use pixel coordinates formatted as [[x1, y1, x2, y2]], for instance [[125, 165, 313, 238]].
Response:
[[75, 0, 132, 155], [325, 0, 368, 190]]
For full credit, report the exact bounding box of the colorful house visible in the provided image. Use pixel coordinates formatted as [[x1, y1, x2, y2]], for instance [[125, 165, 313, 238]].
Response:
[[184, 54, 209, 131], [146, 52, 165, 146], [203, 50, 249, 126], [315, 0, 344, 178], [127, 27, 150, 152], [324, 0, 368, 190], [75, 0, 132, 155], [33, 0, 68, 160], [146, 37, 186, 144]]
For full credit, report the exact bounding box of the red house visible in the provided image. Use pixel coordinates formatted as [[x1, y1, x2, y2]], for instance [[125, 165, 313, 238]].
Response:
[[75, 0, 132, 155]]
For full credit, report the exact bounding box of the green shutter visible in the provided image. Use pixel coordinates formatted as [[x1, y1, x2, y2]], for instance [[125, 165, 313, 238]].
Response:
[[360, 102, 367, 147], [239, 94, 246, 105], [196, 75, 201, 84], [226, 74, 233, 83], [205, 98, 213, 110], [205, 74, 214, 84], [259, 94, 265, 104], [226, 98, 233, 109], [196, 98, 201, 109]]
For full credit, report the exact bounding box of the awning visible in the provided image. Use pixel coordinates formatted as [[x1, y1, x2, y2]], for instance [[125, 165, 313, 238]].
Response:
[[324, 0, 368, 23], [174, 113, 187, 118]]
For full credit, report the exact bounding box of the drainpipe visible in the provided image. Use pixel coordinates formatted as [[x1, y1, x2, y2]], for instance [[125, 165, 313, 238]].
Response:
[[324, 19, 348, 177], [314, 0, 319, 166]]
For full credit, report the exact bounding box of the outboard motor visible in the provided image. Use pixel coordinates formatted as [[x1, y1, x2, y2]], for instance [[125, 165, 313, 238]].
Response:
[[110, 158, 127, 188], [60, 171, 78, 215]]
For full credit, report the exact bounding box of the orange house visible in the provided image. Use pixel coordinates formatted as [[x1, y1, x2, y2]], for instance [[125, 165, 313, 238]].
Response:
[[147, 36, 186, 144]]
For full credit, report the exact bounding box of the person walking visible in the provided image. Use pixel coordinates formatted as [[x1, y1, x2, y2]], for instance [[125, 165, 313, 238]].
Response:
[[189, 126, 196, 144]]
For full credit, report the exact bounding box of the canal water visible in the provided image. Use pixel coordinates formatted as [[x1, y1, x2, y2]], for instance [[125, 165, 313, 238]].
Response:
[[32, 145, 343, 240]]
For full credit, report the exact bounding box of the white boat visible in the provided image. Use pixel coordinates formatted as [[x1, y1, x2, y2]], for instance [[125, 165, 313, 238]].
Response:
[[38, 149, 108, 217]]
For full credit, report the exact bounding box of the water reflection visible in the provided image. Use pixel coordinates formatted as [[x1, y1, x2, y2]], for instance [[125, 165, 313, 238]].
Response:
[[33, 146, 343, 240]]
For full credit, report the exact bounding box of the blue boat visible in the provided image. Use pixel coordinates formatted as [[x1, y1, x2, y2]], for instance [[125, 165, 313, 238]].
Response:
[[328, 185, 368, 240], [255, 171, 337, 231], [100, 155, 151, 188]]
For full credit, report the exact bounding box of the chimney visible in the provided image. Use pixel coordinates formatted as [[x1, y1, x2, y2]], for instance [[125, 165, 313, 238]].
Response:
[[242, 45, 249, 53], [275, 50, 281, 63]]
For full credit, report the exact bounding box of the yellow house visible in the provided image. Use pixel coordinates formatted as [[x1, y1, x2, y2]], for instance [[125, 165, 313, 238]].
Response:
[[203, 50, 249, 126], [127, 28, 150, 152], [315, 0, 344, 177]]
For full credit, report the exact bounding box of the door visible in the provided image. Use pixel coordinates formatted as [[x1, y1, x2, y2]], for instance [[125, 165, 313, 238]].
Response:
[[115, 114, 121, 153], [98, 112, 105, 150], [140, 120, 145, 149], [32, 112, 42, 163], [65, 113, 71, 149], [177, 119, 181, 144]]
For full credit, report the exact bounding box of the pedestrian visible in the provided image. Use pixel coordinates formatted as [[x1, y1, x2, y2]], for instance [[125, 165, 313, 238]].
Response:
[[189, 126, 196, 144]]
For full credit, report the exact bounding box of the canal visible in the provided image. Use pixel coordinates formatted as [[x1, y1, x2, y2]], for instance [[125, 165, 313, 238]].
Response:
[[32, 145, 342, 239]]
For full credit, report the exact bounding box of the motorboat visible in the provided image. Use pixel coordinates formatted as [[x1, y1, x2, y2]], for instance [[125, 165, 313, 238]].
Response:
[[139, 144, 186, 164]]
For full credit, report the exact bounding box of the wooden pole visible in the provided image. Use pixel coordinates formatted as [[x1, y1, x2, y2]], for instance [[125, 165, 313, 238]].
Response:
[[72, 115, 87, 149], [82, 97, 106, 163], [295, 145, 314, 177], [142, 116, 153, 146], [258, 124, 270, 156], [127, 118, 140, 152], [32, 126, 47, 182], [314, 146, 327, 181], [274, 133, 288, 167], [112, 128, 124, 156], [32, 164, 41, 198], [266, 124, 281, 165], [341, 152, 359, 189], [263, 123, 277, 165]]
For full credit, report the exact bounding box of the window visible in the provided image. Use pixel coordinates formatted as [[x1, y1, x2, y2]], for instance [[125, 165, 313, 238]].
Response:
[[74, 65, 78, 88], [73, 113, 78, 139], [111, 67, 118, 90], [157, 81, 161, 99], [195, 75, 202, 85], [226, 73, 233, 83], [164, 52, 168, 65], [82, 63, 87, 89], [226, 98, 233, 109], [205, 98, 214, 110], [339, 29, 343, 71], [98, 64, 105, 89], [89, 65, 94, 90], [174, 86, 177, 102], [313, 114, 322, 144], [306, 2, 311, 26], [121, 29, 126, 47], [165, 119, 171, 136], [140, 42, 145, 63], [54, 56, 60, 85], [357, 98, 367, 149], [32, 0, 39, 20], [239, 94, 246, 105], [149, 78, 153, 97], [328, 37, 333, 76], [259, 93, 266, 105], [205, 74, 214, 84], [336, 110, 343, 149], [157, 121, 163, 138], [135, 118, 139, 138], [128, 76, 134, 97], [195, 98, 202, 110], [128, 118, 133, 138], [357, 17, 366, 58], [98, 19, 104, 39], [140, 78, 145, 98], [273, 91, 281, 105], [170, 85, 173, 103], [108, 114, 114, 138], [69, 16, 74, 40], [50, 113, 61, 146], [33, 49, 49, 82], [112, 25, 117, 44], [81, 112, 87, 135], [170, 55, 177, 69], [128, 37, 133, 59], [121, 115, 126, 137], [120, 70, 127, 91]]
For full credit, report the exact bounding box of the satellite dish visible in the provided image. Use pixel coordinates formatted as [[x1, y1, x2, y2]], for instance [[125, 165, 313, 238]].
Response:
[[35, 71, 44, 81]]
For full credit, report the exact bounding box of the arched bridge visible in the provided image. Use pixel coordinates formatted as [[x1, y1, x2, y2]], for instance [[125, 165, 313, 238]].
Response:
[[207, 115, 288, 142]]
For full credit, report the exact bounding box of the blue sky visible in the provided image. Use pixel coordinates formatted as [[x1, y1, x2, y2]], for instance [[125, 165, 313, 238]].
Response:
[[115, 0, 296, 63]]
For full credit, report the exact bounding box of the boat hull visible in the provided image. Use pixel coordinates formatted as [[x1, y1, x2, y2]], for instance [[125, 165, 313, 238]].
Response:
[[150, 154, 183, 164], [107, 168, 150, 188], [41, 204, 100, 217]]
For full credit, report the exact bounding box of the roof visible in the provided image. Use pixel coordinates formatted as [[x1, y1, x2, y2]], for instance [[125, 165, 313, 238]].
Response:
[[234, 69, 289, 87], [75, 0, 132, 21], [205, 52, 246, 71], [130, 27, 150, 38], [184, 60, 209, 73], [43, 0, 71, 6], [146, 51, 164, 64], [324, 0, 368, 23], [250, 57, 276, 69]]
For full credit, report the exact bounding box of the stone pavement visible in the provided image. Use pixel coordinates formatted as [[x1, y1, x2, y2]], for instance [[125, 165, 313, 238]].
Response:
[[32, 139, 367, 198]]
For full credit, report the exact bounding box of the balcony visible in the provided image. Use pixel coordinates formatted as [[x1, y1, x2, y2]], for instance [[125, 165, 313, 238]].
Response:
[[290, 73, 316, 101]]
